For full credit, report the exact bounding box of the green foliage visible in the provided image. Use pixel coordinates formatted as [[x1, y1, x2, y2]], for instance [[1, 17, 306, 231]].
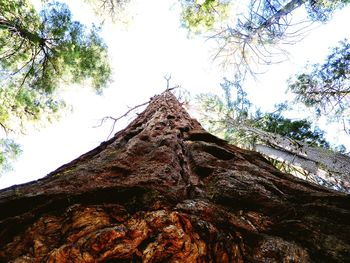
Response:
[[0, 139, 21, 174], [0, 1, 111, 93], [0, 0, 112, 171], [254, 111, 330, 148], [288, 40, 350, 130], [180, 0, 231, 33], [197, 77, 349, 190], [197, 77, 334, 150], [305, 0, 350, 22], [240, 0, 348, 40], [186, 0, 350, 73]]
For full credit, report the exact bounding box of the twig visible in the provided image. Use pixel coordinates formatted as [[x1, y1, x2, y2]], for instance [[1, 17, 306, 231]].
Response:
[[95, 85, 181, 139], [0, 122, 8, 135], [164, 74, 171, 90], [342, 118, 350, 136], [95, 100, 150, 139]]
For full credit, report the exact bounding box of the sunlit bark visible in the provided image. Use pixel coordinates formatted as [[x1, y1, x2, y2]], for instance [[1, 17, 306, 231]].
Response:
[[0, 92, 349, 262]]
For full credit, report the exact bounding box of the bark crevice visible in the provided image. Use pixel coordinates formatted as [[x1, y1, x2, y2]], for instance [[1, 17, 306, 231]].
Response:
[[0, 91, 349, 262]]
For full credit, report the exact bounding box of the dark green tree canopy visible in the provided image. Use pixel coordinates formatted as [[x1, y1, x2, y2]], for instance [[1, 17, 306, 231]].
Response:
[[0, 0, 111, 128], [0, 0, 111, 172], [289, 39, 350, 131]]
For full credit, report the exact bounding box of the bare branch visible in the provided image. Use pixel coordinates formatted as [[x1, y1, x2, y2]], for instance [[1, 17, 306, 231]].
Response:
[[95, 100, 150, 139], [95, 85, 182, 139], [164, 74, 172, 90]]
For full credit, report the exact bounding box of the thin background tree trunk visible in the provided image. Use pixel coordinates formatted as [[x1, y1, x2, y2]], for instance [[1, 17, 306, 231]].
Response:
[[240, 125, 350, 182], [0, 91, 349, 262]]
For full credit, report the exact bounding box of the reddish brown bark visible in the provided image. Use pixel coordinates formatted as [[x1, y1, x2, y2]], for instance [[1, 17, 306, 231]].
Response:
[[0, 91, 349, 262]]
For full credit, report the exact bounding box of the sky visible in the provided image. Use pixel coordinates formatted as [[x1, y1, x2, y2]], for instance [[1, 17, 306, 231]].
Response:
[[1, 0, 350, 189]]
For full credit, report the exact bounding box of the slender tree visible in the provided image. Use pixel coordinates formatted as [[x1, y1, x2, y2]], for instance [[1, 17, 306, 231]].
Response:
[[197, 78, 350, 191], [0, 91, 349, 262]]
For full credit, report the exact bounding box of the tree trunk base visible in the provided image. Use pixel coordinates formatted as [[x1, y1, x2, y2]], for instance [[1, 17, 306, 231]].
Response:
[[0, 92, 349, 262]]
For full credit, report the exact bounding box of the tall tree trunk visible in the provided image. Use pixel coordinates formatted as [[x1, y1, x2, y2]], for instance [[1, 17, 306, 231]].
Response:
[[240, 125, 350, 183], [254, 144, 347, 190], [255, 143, 324, 174], [255, 0, 306, 30], [0, 91, 349, 262]]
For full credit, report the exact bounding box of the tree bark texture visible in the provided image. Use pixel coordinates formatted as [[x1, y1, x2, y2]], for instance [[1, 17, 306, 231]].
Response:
[[0, 91, 349, 262]]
